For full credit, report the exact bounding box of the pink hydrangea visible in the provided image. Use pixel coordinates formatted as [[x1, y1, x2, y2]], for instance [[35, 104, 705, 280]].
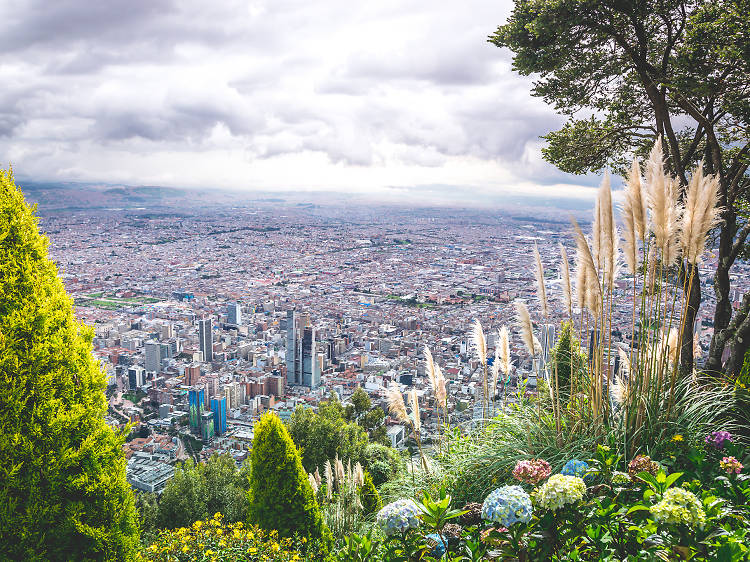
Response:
[[512, 458, 552, 485], [720, 456, 743, 475]]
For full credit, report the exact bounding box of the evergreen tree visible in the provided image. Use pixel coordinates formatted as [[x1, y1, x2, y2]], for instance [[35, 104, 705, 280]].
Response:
[[549, 321, 587, 399], [248, 412, 327, 542], [0, 169, 139, 560], [358, 471, 382, 515]]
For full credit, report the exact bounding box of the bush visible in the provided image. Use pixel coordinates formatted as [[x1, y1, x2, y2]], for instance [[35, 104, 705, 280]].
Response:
[[248, 413, 329, 545], [138, 513, 304, 561], [359, 472, 382, 515], [0, 169, 139, 559]]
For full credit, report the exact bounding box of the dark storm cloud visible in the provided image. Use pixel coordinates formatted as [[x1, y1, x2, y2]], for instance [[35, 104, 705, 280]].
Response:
[[0, 0, 586, 192]]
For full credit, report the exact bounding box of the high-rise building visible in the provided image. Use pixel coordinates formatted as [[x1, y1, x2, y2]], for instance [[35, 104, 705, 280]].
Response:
[[198, 318, 213, 363], [188, 388, 205, 431], [127, 365, 145, 390], [285, 310, 320, 388], [227, 302, 242, 325], [185, 364, 201, 386], [538, 324, 557, 378], [144, 341, 161, 373], [200, 411, 214, 442], [302, 326, 320, 388], [211, 396, 227, 436]]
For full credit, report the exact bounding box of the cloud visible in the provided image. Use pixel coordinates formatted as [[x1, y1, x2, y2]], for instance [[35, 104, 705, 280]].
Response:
[[0, 0, 596, 196]]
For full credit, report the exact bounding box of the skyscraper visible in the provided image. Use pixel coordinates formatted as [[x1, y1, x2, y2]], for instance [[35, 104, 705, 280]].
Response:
[[227, 302, 242, 325], [188, 387, 205, 431], [144, 341, 161, 373], [302, 326, 320, 388], [127, 365, 145, 390], [198, 317, 213, 362], [211, 396, 227, 436], [285, 310, 320, 388]]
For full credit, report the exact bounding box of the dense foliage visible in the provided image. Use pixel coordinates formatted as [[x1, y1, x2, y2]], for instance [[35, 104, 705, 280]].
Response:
[[0, 169, 139, 560], [138, 513, 305, 562], [287, 393, 371, 473], [137, 454, 250, 538], [248, 412, 329, 545]]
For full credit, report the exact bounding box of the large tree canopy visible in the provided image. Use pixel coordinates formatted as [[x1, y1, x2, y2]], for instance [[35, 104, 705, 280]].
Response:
[[0, 169, 139, 559], [491, 0, 750, 375]]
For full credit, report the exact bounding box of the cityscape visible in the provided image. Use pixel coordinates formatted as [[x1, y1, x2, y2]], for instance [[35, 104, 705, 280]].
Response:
[[29, 194, 750, 496]]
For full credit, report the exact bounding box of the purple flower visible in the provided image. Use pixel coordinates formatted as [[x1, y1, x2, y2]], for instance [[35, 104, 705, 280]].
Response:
[[705, 430, 734, 449]]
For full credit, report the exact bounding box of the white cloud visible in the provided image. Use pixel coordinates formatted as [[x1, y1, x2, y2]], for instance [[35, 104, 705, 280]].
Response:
[[0, 0, 598, 198]]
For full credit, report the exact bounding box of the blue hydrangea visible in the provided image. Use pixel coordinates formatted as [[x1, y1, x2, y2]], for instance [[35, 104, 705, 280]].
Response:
[[425, 533, 446, 558], [561, 459, 591, 482], [376, 499, 421, 536], [481, 485, 533, 527]]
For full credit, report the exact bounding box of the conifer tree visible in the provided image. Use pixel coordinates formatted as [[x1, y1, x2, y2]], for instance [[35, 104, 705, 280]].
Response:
[[248, 412, 328, 543], [358, 471, 382, 515], [0, 170, 139, 560]]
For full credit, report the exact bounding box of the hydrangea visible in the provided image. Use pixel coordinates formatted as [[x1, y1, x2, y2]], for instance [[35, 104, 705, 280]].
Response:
[[376, 499, 421, 536], [561, 459, 590, 481], [706, 430, 734, 449], [512, 458, 552, 485], [720, 456, 744, 474], [628, 455, 659, 479], [650, 488, 706, 529], [535, 474, 586, 511], [611, 471, 631, 485], [481, 485, 533, 527]]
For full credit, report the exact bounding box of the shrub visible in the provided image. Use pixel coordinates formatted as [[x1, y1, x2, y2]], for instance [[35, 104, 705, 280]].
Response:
[[359, 471, 382, 515], [247, 413, 328, 544], [0, 169, 139, 559], [138, 513, 304, 561]]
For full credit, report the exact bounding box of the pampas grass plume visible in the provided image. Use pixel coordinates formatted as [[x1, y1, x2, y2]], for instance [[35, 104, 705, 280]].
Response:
[[514, 300, 536, 356], [387, 383, 408, 423], [533, 242, 549, 317], [409, 388, 421, 432], [559, 243, 573, 318], [471, 319, 488, 366], [498, 326, 512, 375]]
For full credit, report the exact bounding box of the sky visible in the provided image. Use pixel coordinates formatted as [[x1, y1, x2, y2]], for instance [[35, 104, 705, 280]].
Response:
[[0, 0, 602, 201]]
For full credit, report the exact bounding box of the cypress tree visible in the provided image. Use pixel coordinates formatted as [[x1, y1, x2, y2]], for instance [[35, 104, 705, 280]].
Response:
[[358, 471, 382, 515], [0, 170, 139, 560], [248, 412, 327, 542]]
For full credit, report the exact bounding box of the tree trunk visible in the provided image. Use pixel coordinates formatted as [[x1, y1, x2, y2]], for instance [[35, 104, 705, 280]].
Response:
[[709, 292, 750, 378], [680, 262, 701, 377], [706, 209, 737, 374]]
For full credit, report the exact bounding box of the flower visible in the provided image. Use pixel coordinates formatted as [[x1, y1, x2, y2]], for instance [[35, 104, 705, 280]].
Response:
[[376, 499, 421, 536], [535, 474, 586, 511], [611, 471, 631, 485], [561, 459, 590, 481], [627, 455, 659, 479], [512, 458, 552, 485], [651, 488, 706, 529], [705, 430, 734, 449], [720, 456, 744, 474], [671, 434, 683, 443], [481, 485, 533, 527]]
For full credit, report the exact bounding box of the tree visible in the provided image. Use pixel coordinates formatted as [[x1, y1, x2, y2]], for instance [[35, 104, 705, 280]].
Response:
[[491, 0, 750, 376], [248, 413, 328, 543], [363, 443, 403, 487], [287, 396, 370, 473], [0, 169, 140, 559], [157, 454, 249, 529], [549, 321, 588, 398], [358, 471, 382, 515]]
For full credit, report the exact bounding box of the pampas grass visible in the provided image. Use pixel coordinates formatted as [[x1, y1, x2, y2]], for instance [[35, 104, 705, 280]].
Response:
[[386, 383, 408, 423], [471, 319, 487, 366], [514, 300, 536, 357], [424, 345, 437, 391], [534, 242, 548, 317], [498, 326, 511, 376], [410, 388, 421, 432], [681, 164, 722, 264], [559, 243, 573, 318]]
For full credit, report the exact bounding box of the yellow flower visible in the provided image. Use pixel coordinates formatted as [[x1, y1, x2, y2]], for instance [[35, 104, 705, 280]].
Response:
[[671, 434, 684, 442], [182, 546, 189, 553]]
